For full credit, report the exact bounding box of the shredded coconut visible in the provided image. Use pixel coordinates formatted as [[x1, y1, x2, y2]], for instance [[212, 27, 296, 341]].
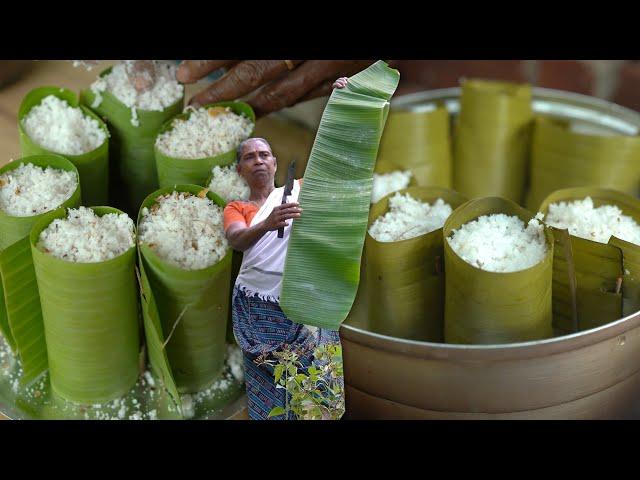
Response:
[[208, 165, 250, 202], [371, 170, 413, 204]]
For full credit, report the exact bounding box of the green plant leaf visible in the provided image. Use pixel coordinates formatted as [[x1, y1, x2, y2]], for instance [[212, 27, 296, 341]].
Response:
[[274, 364, 284, 384], [280, 60, 400, 330], [268, 406, 286, 418]]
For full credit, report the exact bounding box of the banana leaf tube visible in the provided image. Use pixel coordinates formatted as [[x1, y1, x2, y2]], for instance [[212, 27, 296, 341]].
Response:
[[525, 117, 640, 210], [0, 155, 81, 384], [538, 187, 640, 333], [375, 105, 452, 188], [29, 206, 140, 403], [80, 67, 184, 216], [18, 86, 109, 206], [453, 79, 533, 204], [443, 197, 554, 344], [366, 186, 467, 341], [137, 185, 232, 393], [280, 60, 400, 330], [155, 102, 255, 188]]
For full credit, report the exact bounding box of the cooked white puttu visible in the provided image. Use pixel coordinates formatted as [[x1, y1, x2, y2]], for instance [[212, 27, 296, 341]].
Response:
[[208, 165, 250, 203], [369, 193, 452, 242], [545, 196, 640, 245], [138, 191, 228, 270], [155, 106, 253, 159], [38, 206, 135, 263], [371, 170, 413, 204], [22, 95, 107, 155], [447, 213, 547, 272], [0, 163, 77, 217], [90, 61, 183, 126]]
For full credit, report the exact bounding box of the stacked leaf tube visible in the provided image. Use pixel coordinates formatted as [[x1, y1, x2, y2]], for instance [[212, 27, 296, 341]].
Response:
[[137, 185, 232, 393], [526, 117, 640, 209], [443, 197, 554, 344], [453, 80, 533, 204], [80, 63, 184, 216], [18, 87, 110, 206], [366, 186, 467, 341], [0, 155, 81, 384], [539, 187, 640, 333]]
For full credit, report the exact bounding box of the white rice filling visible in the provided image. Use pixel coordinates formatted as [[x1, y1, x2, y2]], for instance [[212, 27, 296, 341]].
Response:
[[138, 191, 228, 270], [545, 196, 640, 246], [208, 165, 250, 203], [22, 95, 107, 155], [447, 213, 547, 273], [369, 193, 452, 242], [371, 170, 412, 204], [90, 61, 183, 126], [38, 206, 135, 263], [0, 163, 77, 217], [155, 106, 253, 159]]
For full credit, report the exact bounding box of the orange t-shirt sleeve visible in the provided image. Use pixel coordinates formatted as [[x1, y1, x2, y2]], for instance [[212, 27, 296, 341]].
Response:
[[224, 201, 259, 232]]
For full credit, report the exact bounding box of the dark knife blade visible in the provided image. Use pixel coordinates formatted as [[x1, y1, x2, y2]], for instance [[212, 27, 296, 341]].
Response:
[[278, 159, 297, 238]]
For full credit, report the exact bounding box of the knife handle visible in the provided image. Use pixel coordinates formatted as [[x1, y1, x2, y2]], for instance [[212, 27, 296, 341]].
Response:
[[277, 196, 287, 238]]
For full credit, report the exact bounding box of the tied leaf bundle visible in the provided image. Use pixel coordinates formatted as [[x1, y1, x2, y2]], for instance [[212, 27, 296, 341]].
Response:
[[375, 105, 453, 189], [526, 117, 640, 210], [18, 87, 109, 206], [155, 101, 255, 188], [280, 60, 400, 330], [453, 79, 533, 204], [443, 197, 554, 344], [366, 186, 467, 341], [0, 155, 81, 384], [538, 187, 640, 333], [80, 67, 184, 216]]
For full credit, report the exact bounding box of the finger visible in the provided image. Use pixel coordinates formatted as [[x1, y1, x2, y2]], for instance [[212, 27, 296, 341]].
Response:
[[249, 60, 373, 117], [280, 202, 300, 209], [277, 207, 302, 215], [176, 60, 234, 84], [188, 60, 304, 107]]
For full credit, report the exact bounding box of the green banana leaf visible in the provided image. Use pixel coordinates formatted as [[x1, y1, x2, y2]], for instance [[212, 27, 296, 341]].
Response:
[[137, 185, 232, 393], [280, 60, 400, 330], [29, 206, 140, 404], [526, 116, 640, 209], [365, 186, 467, 341], [375, 105, 452, 188], [443, 197, 554, 344], [453, 79, 533, 204], [18, 86, 109, 206], [80, 67, 184, 216], [0, 154, 81, 383], [538, 187, 640, 333], [155, 101, 255, 188]]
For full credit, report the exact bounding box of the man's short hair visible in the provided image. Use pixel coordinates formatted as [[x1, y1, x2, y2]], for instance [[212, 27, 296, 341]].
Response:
[[236, 137, 272, 163]]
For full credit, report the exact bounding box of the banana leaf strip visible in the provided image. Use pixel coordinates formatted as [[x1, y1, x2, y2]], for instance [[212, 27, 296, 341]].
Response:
[[280, 60, 400, 330], [29, 206, 140, 404], [155, 101, 255, 188], [0, 155, 81, 383], [366, 186, 467, 341], [80, 68, 184, 216], [453, 79, 533, 204], [526, 117, 640, 210], [375, 105, 452, 188], [18, 86, 109, 206], [138, 185, 232, 393], [443, 197, 554, 344], [538, 187, 640, 332]]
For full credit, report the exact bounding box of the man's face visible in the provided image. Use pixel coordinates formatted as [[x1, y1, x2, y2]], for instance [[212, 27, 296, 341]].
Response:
[[237, 139, 277, 185]]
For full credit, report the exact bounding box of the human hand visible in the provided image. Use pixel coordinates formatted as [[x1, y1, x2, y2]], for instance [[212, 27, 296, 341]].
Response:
[[332, 77, 348, 89], [262, 202, 302, 231], [175, 60, 376, 117], [123, 60, 157, 93]]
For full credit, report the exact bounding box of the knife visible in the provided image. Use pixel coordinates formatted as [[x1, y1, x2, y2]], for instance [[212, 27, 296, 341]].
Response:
[[278, 159, 297, 239]]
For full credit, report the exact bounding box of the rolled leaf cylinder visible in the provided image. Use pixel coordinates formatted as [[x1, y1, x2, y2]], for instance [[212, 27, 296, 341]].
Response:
[[18, 86, 109, 206], [443, 197, 554, 344], [453, 79, 533, 204], [80, 68, 184, 216], [138, 185, 232, 393], [29, 206, 140, 404], [366, 186, 467, 341], [155, 101, 255, 188], [375, 105, 452, 188], [538, 187, 640, 333], [526, 117, 640, 209]]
